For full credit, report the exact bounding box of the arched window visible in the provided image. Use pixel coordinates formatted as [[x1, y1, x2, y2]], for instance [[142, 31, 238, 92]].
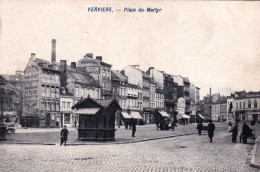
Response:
[[248, 101, 251, 108], [254, 100, 257, 108]]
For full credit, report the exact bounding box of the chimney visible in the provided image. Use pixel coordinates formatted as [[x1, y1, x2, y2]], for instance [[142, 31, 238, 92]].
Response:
[[71, 62, 76, 69], [31, 53, 35, 59], [51, 39, 56, 62], [96, 56, 102, 61], [60, 60, 67, 72], [84, 53, 93, 58], [210, 88, 212, 95]]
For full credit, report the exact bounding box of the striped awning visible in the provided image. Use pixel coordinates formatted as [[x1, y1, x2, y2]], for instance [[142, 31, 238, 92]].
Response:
[[130, 111, 142, 119], [198, 114, 205, 119], [121, 112, 131, 119], [182, 114, 190, 119], [74, 108, 100, 115], [159, 111, 170, 118]]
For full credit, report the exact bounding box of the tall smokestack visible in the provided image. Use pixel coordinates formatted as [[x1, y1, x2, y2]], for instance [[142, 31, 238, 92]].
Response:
[[51, 39, 56, 62], [210, 88, 212, 95]]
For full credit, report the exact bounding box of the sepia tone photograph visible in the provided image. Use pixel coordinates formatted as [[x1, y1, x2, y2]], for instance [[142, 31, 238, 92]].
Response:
[[0, 0, 260, 171]]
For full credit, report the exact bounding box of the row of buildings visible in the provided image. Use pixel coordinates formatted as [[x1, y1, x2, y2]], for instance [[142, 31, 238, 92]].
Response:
[[0, 39, 202, 128], [198, 90, 260, 123]]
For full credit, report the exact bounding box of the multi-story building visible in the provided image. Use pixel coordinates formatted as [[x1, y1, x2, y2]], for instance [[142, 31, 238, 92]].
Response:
[[57, 60, 101, 127], [111, 70, 128, 126], [122, 65, 143, 120], [60, 89, 74, 128], [142, 72, 152, 123], [77, 54, 112, 99], [233, 91, 260, 122], [183, 77, 191, 115], [163, 73, 175, 119], [220, 97, 227, 121], [22, 53, 61, 127], [211, 101, 220, 122]]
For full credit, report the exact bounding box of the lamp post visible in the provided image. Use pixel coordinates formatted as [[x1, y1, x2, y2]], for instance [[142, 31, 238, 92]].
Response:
[[0, 84, 14, 141]]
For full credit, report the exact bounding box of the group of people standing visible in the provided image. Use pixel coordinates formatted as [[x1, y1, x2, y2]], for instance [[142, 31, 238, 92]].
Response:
[[197, 120, 255, 144], [229, 121, 254, 144]]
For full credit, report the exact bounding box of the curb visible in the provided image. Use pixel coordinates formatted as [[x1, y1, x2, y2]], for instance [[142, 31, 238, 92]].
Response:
[[250, 136, 260, 169], [0, 129, 226, 146]]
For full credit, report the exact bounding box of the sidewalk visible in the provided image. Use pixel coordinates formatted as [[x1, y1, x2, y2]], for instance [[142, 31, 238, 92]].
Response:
[[1, 123, 227, 145]]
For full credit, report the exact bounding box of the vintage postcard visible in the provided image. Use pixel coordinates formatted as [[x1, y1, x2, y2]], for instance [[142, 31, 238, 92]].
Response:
[[0, 0, 260, 171]]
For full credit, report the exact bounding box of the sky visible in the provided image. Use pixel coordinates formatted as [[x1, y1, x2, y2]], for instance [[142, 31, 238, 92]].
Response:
[[1, 0, 260, 98]]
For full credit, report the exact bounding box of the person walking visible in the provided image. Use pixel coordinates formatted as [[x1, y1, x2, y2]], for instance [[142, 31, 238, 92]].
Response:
[[132, 118, 137, 137], [232, 124, 238, 143], [197, 121, 203, 135], [171, 120, 175, 131], [228, 121, 232, 132], [60, 125, 69, 146], [242, 122, 251, 144], [208, 120, 215, 143]]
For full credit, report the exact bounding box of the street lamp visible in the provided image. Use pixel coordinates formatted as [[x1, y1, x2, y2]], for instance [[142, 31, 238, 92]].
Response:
[[0, 85, 14, 141]]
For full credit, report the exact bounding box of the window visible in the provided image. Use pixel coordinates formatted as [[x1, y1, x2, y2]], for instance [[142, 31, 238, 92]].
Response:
[[62, 101, 66, 108], [64, 114, 71, 124], [239, 102, 241, 109], [75, 87, 79, 97], [243, 102, 245, 109], [56, 102, 59, 111], [254, 101, 257, 108], [248, 101, 251, 108], [67, 102, 71, 108], [47, 86, 50, 97], [41, 100, 45, 110]]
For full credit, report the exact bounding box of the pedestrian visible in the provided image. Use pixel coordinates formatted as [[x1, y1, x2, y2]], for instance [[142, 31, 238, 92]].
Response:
[[242, 122, 251, 144], [125, 120, 128, 130], [60, 125, 69, 146], [132, 118, 137, 137], [208, 120, 215, 143], [171, 120, 175, 131], [197, 121, 203, 135], [228, 121, 232, 132], [232, 124, 238, 143], [74, 120, 77, 129]]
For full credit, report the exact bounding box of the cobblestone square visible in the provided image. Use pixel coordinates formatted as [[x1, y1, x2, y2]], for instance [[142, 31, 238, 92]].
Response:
[[1, 128, 259, 172]]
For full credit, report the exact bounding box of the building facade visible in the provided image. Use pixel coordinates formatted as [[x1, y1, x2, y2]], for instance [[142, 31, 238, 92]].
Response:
[[77, 54, 112, 99], [22, 53, 61, 127]]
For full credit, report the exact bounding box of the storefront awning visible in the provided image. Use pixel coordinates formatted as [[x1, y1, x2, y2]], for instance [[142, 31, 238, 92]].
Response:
[[198, 114, 205, 119], [159, 111, 170, 118], [121, 112, 131, 119], [130, 111, 142, 119], [74, 108, 100, 115], [182, 114, 190, 119], [247, 112, 260, 115]]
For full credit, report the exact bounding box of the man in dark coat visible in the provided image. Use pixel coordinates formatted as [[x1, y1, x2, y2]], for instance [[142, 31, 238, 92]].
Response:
[[197, 122, 203, 135], [60, 125, 69, 146], [232, 124, 238, 143], [208, 120, 215, 143], [132, 118, 137, 137], [242, 122, 251, 144]]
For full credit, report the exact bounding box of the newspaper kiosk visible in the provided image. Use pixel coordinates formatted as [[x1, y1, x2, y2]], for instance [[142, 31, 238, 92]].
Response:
[[72, 97, 121, 141]]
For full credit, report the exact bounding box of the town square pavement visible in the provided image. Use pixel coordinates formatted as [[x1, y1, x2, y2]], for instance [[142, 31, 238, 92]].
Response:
[[4, 123, 228, 145], [0, 129, 259, 172]]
